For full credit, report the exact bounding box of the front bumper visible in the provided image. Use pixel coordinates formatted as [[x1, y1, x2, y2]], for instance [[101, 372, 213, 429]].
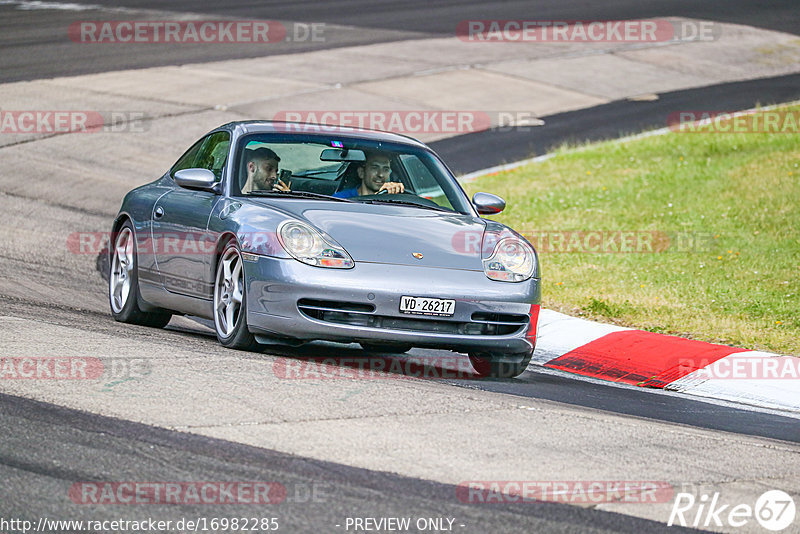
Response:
[[244, 255, 540, 353]]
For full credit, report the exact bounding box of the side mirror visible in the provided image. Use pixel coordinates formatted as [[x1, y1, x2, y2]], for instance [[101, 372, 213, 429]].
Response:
[[174, 168, 220, 193], [472, 192, 505, 215]]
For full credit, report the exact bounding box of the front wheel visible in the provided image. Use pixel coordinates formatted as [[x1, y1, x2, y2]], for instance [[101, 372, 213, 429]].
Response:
[[469, 350, 533, 378], [109, 220, 171, 328], [214, 241, 259, 350]]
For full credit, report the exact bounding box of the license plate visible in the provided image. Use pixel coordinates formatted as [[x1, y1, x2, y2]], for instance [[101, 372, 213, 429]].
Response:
[[399, 296, 455, 317]]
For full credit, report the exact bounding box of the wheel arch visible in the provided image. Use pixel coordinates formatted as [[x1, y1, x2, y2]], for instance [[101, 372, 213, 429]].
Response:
[[108, 213, 132, 268], [110, 212, 132, 241], [212, 231, 239, 279]]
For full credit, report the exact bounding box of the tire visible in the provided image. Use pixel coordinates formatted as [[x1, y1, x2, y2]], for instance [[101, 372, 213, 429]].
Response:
[[359, 342, 413, 354], [213, 241, 259, 350], [469, 350, 533, 378], [109, 220, 172, 328]]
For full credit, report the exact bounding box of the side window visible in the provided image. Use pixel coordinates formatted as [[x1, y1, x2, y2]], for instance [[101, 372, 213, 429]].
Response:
[[196, 132, 231, 179], [400, 155, 436, 190], [170, 137, 205, 176], [170, 132, 231, 180], [400, 154, 454, 210]]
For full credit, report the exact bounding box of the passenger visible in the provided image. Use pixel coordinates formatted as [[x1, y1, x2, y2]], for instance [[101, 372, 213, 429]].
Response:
[[241, 147, 291, 193], [334, 151, 405, 198]]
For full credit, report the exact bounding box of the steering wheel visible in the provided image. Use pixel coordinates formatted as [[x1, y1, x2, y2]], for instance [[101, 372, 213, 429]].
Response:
[[377, 184, 411, 195]]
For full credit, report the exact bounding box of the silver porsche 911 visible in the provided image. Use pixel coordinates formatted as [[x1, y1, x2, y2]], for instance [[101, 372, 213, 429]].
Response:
[[109, 121, 541, 377]]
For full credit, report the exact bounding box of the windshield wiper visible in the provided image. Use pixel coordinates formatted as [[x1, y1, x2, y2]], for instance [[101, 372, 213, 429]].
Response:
[[248, 190, 352, 202], [355, 198, 452, 212]]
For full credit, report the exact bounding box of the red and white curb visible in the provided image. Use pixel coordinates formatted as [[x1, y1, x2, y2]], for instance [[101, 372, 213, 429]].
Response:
[[531, 309, 800, 414]]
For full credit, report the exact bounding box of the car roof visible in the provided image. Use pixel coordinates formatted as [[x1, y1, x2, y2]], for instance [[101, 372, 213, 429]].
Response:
[[223, 120, 429, 149]]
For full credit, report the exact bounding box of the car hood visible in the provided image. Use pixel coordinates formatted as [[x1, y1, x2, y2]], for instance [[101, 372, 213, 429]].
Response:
[[250, 199, 487, 269]]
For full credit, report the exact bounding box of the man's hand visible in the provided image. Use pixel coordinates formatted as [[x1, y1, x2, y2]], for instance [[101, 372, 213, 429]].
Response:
[[378, 182, 404, 195], [272, 179, 292, 192]]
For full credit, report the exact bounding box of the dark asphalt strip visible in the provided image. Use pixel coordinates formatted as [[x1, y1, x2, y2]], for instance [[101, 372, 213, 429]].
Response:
[[2, 0, 797, 83], [30, 0, 800, 37], [0, 6, 424, 83], [431, 73, 800, 175], [443, 370, 800, 444], [0, 392, 702, 534]]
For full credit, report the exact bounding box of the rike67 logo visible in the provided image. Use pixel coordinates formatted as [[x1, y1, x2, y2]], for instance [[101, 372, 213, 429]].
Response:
[[669, 490, 796, 531]]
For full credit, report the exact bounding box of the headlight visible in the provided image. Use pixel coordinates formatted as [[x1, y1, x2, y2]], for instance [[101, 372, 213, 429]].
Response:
[[483, 237, 535, 282], [277, 220, 354, 269]]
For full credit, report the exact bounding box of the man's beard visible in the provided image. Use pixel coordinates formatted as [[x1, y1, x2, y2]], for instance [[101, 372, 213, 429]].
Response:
[[254, 169, 276, 190]]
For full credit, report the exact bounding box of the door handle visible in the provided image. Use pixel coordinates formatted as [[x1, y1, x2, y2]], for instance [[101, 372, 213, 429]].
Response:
[[154, 206, 164, 219]]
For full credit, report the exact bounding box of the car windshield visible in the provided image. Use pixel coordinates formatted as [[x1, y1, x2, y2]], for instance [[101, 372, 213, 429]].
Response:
[[232, 134, 472, 214]]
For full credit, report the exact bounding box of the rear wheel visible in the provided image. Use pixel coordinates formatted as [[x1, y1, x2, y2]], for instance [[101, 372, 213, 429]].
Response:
[[359, 342, 413, 354], [109, 221, 172, 328], [469, 350, 533, 378], [214, 241, 259, 350]]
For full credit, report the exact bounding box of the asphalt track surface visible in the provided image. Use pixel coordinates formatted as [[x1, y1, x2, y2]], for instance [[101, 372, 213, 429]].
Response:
[[0, 392, 702, 534], [47, 0, 800, 35], [431, 73, 800, 174], [447, 371, 800, 443], [1, 0, 798, 83], [2, 1, 800, 532]]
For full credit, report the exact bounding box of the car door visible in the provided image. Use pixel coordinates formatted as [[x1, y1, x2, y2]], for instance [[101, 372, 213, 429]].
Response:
[[152, 131, 230, 299]]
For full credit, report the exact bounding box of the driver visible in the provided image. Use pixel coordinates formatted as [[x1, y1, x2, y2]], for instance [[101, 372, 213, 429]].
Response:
[[241, 147, 291, 193], [334, 151, 405, 198]]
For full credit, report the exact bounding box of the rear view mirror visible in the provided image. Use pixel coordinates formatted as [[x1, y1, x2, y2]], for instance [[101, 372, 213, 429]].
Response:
[[472, 192, 506, 215], [174, 168, 220, 193], [320, 148, 366, 162]]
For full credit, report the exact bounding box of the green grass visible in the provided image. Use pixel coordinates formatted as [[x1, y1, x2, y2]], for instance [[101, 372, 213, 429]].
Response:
[[464, 104, 800, 355]]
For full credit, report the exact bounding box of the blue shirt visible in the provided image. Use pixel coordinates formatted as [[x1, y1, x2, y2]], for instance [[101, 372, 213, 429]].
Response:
[[333, 187, 359, 198]]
